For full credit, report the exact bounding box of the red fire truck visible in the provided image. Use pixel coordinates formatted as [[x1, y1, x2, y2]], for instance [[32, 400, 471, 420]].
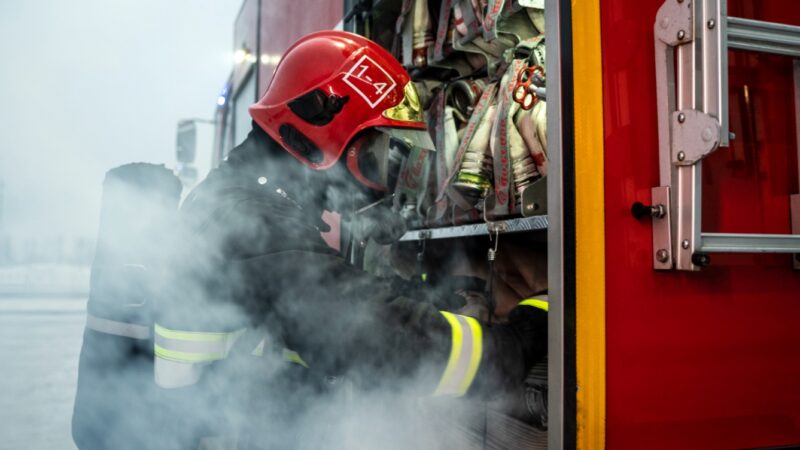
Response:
[[208, 0, 800, 448]]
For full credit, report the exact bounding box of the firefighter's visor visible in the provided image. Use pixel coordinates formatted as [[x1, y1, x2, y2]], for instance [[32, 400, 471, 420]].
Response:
[[346, 130, 416, 192]]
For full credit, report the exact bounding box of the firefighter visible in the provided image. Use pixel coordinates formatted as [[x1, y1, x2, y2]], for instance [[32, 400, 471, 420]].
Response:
[[153, 30, 547, 449]]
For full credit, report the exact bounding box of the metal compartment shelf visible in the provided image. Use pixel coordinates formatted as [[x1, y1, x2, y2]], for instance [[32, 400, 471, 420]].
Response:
[[398, 215, 548, 241]]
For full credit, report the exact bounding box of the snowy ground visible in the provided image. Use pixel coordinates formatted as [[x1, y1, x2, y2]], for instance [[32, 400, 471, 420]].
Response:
[[0, 296, 86, 450]]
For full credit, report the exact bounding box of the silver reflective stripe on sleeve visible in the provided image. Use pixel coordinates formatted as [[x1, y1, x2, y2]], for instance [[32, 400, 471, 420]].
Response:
[[251, 339, 266, 356], [434, 311, 483, 397], [154, 357, 205, 389], [154, 323, 245, 389], [85, 313, 150, 340]]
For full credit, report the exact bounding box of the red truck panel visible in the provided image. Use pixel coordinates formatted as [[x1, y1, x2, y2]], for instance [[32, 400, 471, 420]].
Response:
[[257, 0, 344, 97], [233, 0, 259, 90], [601, 1, 800, 448]]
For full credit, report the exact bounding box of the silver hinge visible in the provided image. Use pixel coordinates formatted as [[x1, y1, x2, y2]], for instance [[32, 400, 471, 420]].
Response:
[[671, 110, 721, 165]]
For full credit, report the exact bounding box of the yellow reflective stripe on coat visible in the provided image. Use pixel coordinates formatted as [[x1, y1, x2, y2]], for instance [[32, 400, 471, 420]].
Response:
[[251, 339, 309, 368], [434, 311, 483, 397], [154, 323, 245, 363], [519, 298, 549, 312], [154, 323, 237, 342], [282, 349, 309, 368]]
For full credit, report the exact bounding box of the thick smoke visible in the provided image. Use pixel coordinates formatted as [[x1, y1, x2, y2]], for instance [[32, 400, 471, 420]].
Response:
[[70, 125, 547, 449]]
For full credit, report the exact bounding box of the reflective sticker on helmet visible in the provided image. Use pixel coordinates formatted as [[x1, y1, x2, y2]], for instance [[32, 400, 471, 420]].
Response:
[[342, 55, 397, 108]]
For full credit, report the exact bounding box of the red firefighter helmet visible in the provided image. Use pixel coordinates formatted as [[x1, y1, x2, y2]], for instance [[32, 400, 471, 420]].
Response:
[[249, 31, 433, 190]]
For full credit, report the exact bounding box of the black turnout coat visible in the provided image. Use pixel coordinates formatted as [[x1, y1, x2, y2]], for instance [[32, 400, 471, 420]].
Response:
[[154, 127, 458, 449]]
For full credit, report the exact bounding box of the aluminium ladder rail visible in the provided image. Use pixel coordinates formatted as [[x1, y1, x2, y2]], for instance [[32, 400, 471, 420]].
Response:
[[652, 0, 800, 270]]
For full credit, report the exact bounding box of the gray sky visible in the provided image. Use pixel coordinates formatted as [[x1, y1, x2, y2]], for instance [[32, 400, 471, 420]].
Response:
[[0, 0, 241, 240]]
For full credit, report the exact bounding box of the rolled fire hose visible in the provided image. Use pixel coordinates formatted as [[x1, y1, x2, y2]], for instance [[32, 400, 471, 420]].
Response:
[[507, 101, 541, 206], [443, 106, 460, 175], [453, 102, 497, 203], [411, 0, 434, 67], [527, 8, 546, 35], [439, 82, 498, 209], [490, 60, 528, 215], [447, 78, 488, 124], [514, 102, 548, 177], [533, 100, 547, 150]]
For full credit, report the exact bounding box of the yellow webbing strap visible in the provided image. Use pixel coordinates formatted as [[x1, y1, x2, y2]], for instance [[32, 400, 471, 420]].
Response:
[[434, 311, 483, 397], [519, 298, 549, 312]]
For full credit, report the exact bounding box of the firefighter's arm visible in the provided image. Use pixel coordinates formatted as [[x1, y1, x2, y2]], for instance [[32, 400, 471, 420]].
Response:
[[231, 250, 547, 401]]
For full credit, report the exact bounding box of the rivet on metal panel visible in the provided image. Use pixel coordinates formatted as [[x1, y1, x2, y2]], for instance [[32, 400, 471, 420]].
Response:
[[729, 132, 736, 141], [677, 30, 686, 40], [520, 178, 548, 217], [656, 249, 670, 263], [707, 19, 716, 29], [677, 151, 685, 161], [682, 239, 690, 249], [678, 112, 685, 123]]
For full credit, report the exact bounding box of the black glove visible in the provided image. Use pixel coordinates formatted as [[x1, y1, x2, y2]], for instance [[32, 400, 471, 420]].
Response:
[[474, 302, 548, 397], [420, 274, 487, 311], [477, 302, 548, 426], [506, 302, 548, 369], [524, 357, 548, 430]]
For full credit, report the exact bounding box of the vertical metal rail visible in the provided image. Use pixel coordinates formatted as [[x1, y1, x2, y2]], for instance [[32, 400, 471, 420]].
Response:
[[674, 35, 702, 270], [547, 0, 572, 447], [701, 0, 728, 146], [673, 0, 724, 271], [255, 0, 262, 101], [653, 0, 699, 270]]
